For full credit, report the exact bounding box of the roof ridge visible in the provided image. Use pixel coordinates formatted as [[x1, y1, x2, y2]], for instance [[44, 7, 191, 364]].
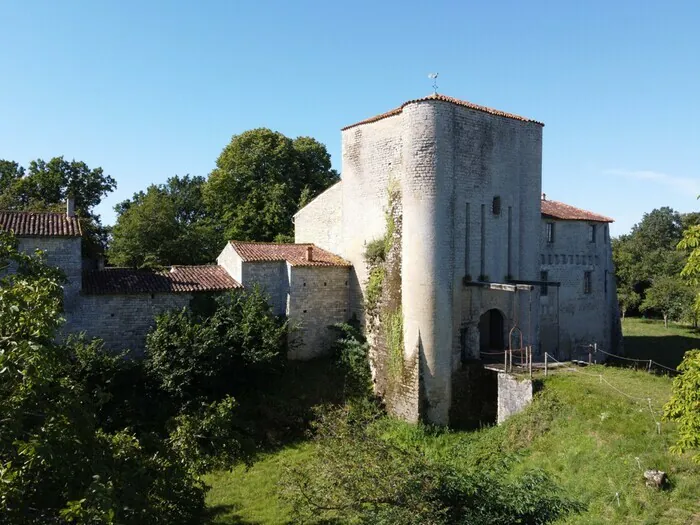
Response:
[[341, 93, 543, 131]]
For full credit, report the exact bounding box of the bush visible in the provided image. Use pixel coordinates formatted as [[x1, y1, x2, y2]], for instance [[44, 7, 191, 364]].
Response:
[[364, 237, 387, 266], [664, 349, 700, 462], [0, 232, 208, 524], [281, 406, 582, 524], [145, 287, 288, 408], [329, 322, 373, 401]]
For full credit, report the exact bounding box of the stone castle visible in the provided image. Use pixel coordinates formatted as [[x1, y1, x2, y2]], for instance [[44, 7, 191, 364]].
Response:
[[1, 93, 621, 425]]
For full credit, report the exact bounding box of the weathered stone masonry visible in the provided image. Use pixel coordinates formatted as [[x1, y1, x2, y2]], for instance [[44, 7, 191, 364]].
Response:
[[295, 93, 622, 425]]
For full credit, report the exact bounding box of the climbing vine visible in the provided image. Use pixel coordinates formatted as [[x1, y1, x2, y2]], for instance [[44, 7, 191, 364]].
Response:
[[363, 181, 404, 382]]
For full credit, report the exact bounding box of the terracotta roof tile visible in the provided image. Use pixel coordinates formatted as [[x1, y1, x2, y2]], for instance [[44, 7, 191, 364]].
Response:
[[0, 211, 82, 237], [342, 93, 543, 130], [541, 199, 613, 223], [230, 242, 351, 267], [82, 265, 242, 295]]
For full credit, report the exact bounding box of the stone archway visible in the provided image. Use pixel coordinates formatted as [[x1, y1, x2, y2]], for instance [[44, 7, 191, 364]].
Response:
[[479, 309, 505, 355]]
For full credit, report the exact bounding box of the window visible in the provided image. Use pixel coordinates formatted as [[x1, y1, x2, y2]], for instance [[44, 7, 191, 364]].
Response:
[[540, 271, 548, 296], [589, 224, 596, 243], [492, 196, 501, 216], [604, 225, 609, 244], [546, 222, 555, 243], [584, 271, 592, 294]]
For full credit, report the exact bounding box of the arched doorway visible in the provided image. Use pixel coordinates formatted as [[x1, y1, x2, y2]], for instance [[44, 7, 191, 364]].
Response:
[[479, 309, 505, 355]]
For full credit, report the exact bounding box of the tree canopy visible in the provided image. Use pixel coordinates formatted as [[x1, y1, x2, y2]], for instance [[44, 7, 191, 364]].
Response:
[[0, 157, 116, 258], [109, 175, 219, 268], [613, 207, 694, 319], [203, 128, 339, 243]]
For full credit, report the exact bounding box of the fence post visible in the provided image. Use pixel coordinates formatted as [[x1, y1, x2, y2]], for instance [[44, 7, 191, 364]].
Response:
[[588, 347, 592, 365], [648, 359, 652, 373], [544, 352, 548, 377], [529, 346, 533, 379]]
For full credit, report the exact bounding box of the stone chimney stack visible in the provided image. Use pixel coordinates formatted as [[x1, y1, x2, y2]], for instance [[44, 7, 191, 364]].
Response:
[[305, 246, 313, 262], [66, 195, 76, 217]]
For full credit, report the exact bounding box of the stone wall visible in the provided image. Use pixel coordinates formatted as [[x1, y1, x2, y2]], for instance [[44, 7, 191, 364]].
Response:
[[17, 237, 82, 314], [539, 220, 621, 359], [497, 373, 533, 424], [294, 181, 343, 255], [287, 265, 350, 360], [66, 293, 192, 354], [242, 261, 288, 316], [340, 115, 404, 320]]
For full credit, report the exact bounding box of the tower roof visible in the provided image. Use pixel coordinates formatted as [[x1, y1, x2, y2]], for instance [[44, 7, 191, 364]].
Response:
[[341, 93, 544, 131]]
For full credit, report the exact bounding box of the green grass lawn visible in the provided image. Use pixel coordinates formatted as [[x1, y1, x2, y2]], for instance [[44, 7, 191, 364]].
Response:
[[205, 365, 700, 524], [622, 317, 700, 369]]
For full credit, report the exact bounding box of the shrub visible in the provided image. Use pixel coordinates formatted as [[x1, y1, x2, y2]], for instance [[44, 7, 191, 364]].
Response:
[[282, 406, 582, 524], [664, 349, 700, 462], [329, 322, 373, 401], [145, 286, 288, 408], [364, 237, 387, 266]]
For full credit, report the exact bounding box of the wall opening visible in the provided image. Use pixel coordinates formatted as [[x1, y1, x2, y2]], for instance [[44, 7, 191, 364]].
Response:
[[479, 309, 505, 356]]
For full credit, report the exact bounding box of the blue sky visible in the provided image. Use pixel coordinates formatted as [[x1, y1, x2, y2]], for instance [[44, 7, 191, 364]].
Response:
[[1, 0, 698, 236]]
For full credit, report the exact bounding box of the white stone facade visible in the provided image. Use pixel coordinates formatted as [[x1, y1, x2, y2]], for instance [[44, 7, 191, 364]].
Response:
[[295, 94, 621, 425]]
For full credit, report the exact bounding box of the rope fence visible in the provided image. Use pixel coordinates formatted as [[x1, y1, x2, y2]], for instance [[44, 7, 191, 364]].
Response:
[[544, 352, 664, 433]]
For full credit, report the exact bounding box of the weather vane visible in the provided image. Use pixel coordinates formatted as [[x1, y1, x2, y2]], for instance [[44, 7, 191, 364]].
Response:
[[428, 73, 439, 94]]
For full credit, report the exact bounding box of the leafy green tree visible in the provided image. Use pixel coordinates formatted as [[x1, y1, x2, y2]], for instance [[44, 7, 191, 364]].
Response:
[[109, 176, 219, 268], [145, 287, 288, 408], [640, 275, 694, 327], [617, 285, 641, 321], [664, 350, 700, 463], [0, 156, 116, 258], [0, 231, 208, 524], [203, 129, 339, 242], [282, 404, 582, 524], [613, 207, 689, 314]]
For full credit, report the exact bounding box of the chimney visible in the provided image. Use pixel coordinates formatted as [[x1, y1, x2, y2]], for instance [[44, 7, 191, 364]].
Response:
[[542, 193, 547, 201], [305, 246, 313, 262], [66, 195, 76, 217]]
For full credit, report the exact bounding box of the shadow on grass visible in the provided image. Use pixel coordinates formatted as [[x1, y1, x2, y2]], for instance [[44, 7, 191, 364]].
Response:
[[234, 357, 346, 453], [205, 504, 264, 525], [622, 334, 700, 370]]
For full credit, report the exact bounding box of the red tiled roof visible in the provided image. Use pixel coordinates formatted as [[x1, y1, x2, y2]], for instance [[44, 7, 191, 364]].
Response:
[[541, 199, 613, 223], [230, 241, 351, 267], [82, 265, 242, 295], [0, 211, 82, 237], [342, 93, 544, 130]]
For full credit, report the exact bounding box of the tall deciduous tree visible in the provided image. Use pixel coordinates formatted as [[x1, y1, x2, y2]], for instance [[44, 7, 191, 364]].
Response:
[[0, 157, 116, 258], [203, 129, 339, 242], [613, 207, 690, 315], [109, 175, 219, 268], [640, 276, 694, 328]]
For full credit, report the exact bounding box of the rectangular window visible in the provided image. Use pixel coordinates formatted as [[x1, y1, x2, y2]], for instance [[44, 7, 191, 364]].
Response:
[[546, 222, 555, 243], [589, 224, 596, 243], [604, 225, 609, 244], [540, 271, 548, 296], [584, 271, 592, 294]]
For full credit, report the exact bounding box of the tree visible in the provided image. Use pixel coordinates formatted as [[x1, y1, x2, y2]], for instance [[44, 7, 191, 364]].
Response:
[[109, 176, 219, 268], [640, 276, 694, 328], [203, 129, 339, 242], [0, 231, 209, 524], [664, 350, 700, 463], [613, 207, 689, 314], [0, 157, 116, 258], [282, 404, 582, 524], [617, 285, 641, 321], [144, 286, 288, 409]]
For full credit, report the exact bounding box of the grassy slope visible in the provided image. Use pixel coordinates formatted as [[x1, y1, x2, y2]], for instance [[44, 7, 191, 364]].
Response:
[[622, 317, 700, 369], [205, 320, 700, 524]]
